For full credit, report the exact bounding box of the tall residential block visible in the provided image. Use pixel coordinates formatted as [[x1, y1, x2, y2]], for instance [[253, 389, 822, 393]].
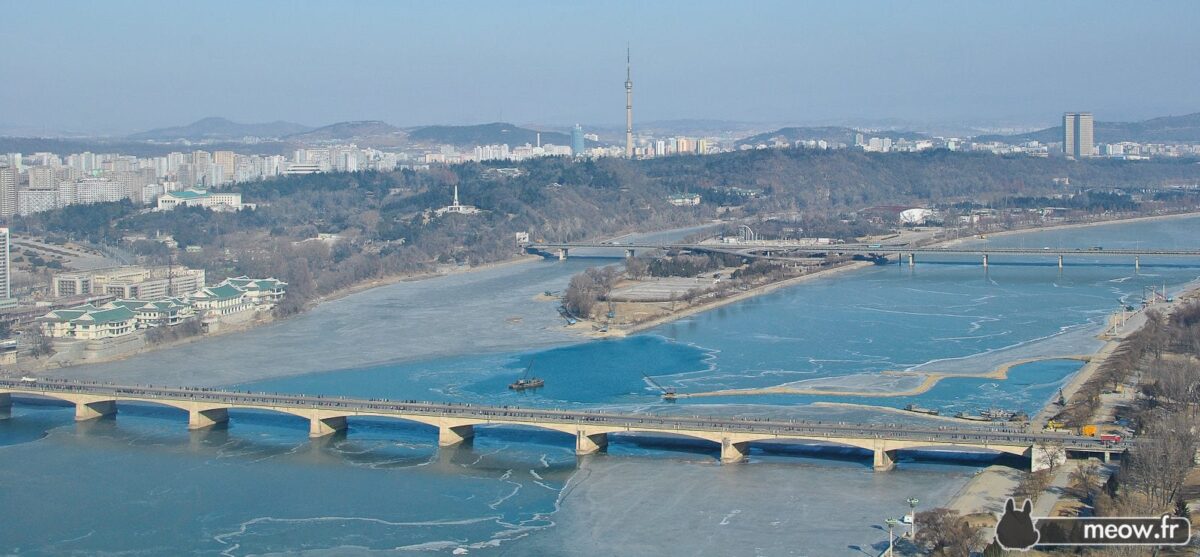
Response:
[[0, 166, 16, 218], [1063, 112, 1094, 159], [571, 124, 585, 156], [0, 227, 14, 308]]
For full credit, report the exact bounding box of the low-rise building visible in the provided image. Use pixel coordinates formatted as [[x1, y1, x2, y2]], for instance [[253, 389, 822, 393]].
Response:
[[41, 303, 137, 340], [667, 193, 702, 206], [107, 298, 195, 328], [156, 189, 253, 212], [190, 283, 251, 318], [221, 276, 287, 307]]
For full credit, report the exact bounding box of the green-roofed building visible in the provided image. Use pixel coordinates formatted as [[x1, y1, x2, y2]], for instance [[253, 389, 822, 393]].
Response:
[[40, 303, 137, 340]]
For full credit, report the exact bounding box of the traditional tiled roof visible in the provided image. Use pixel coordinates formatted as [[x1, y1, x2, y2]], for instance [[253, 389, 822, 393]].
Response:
[[193, 284, 245, 301], [42, 304, 101, 322], [220, 276, 286, 292], [73, 306, 135, 325]]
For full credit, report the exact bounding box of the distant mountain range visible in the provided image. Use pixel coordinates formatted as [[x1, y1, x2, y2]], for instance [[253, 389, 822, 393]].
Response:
[[407, 122, 572, 147], [736, 126, 926, 147], [974, 113, 1200, 144], [123, 119, 569, 149], [128, 117, 312, 141], [283, 120, 407, 147]]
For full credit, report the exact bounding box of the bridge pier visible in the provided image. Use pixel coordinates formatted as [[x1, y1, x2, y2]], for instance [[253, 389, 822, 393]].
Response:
[[309, 415, 347, 438], [438, 424, 475, 446], [982, 254, 989, 268], [558, 248, 569, 261], [75, 399, 117, 421], [0, 393, 9, 419], [625, 248, 635, 259], [907, 253, 915, 267], [873, 442, 897, 472], [720, 437, 748, 463], [1058, 255, 1064, 269], [1135, 255, 1140, 272], [188, 407, 229, 430], [575, 431, 609, 455]]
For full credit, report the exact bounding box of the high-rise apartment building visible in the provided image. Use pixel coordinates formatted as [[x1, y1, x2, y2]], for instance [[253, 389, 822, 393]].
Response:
[[1063, 112, 1094, 159], [213, 151, 236, 183], [0, 166, 16, 218], [0, 227, 14, 308], [571, 124, 585, 156], [29, 166, 57, 189]]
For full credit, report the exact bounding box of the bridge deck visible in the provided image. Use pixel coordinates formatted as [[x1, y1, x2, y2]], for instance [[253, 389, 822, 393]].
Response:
[[526, 241, 1200, 258], [0, 379, 1125, 453]]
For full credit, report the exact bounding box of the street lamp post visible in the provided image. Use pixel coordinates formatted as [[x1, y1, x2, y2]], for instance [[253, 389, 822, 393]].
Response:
[[885, 518, 901, 556], [906, 497, 919, 538]]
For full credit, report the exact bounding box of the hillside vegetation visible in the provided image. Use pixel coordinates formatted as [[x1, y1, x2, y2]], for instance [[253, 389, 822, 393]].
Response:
[[14, 148, 1200, 314]]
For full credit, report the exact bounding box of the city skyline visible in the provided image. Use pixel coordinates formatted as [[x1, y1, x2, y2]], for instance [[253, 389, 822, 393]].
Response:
[[2, 1, 1198, 135]]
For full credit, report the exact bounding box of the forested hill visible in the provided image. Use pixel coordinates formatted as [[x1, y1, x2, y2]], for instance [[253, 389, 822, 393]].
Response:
[[14, 148, 1200, 314], [736, 127, 927, 147], [407, 123, 572, 147], [975, 112, 1200, 144]]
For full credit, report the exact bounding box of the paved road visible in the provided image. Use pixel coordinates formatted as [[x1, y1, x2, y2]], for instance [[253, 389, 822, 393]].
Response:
[[528, 241, 1200, 258], [0, 378, 1129, 453]]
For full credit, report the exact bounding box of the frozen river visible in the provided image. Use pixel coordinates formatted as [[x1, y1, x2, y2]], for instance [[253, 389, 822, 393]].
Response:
[[4, 217, 1200, 555]]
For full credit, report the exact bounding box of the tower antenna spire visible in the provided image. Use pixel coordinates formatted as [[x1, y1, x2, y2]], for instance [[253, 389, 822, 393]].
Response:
[[625, 45, 634, 158]]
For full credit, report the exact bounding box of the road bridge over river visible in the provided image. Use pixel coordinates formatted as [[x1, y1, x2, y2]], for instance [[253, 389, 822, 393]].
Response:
[[0, 379, 1126, 471], [526, 241, 1200, 269]]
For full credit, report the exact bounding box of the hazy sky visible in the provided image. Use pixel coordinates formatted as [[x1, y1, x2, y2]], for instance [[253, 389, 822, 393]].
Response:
[[2, 1, 1198, 134]]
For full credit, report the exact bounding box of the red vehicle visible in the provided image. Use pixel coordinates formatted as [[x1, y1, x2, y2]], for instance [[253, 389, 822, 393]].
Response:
[[1100, 434, 1123, 443]]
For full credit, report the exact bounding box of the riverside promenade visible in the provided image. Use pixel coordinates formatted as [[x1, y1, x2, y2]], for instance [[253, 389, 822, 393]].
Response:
[[0, 378, 1127, 471]]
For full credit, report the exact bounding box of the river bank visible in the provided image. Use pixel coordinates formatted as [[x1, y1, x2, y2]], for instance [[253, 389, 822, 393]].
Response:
[[969, 209, 1200, 242], [945, 280, 1200, 522], [587, 260, 874, 338], [578, 210, 1200, 341]]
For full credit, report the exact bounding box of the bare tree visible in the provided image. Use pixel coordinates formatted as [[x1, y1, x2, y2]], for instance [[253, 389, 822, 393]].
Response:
[[1035, 439, 1067, 476], [23, 326, 53, 358], [913, 508, 981, 557], [624, 256, 649, 280], [1069, 460, 1102, 500]]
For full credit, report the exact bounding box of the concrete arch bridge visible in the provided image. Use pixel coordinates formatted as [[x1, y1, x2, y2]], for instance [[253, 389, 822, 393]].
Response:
[[0, 379, 1124, 472]]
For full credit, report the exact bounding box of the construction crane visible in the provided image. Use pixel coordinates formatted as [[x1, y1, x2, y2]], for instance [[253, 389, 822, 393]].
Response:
[[642, 372, 677, 402]]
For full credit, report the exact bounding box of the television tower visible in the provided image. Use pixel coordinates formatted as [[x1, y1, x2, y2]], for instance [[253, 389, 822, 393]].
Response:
[[625, 46, 634, 158]]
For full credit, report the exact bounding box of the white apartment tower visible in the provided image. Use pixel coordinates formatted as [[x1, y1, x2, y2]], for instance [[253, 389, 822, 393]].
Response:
[[0, 228, 14, 308], [0, 166, 16, 218]]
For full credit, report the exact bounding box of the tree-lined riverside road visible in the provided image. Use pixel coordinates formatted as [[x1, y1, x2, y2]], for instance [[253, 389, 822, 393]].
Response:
[[0, 378, 1127, 471]]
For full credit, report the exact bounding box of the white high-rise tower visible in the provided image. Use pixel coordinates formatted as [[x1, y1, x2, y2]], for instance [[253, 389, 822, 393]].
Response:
[[0, 227, 14, 308], [625, 47, 634, 158]]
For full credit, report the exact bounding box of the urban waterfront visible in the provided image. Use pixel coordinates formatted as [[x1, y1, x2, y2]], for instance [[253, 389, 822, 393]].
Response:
[[3, 216, 1200, 555]]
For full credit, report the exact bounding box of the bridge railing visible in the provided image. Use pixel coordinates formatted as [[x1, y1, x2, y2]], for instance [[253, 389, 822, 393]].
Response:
[[1, 378, 1129, 450]]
